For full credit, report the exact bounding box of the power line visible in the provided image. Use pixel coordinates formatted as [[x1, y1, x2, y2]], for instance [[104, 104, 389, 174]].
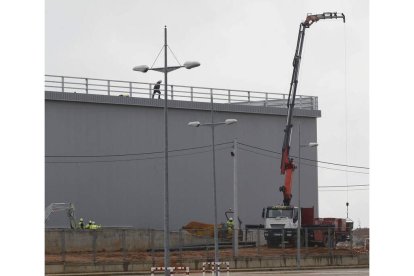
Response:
[[45, 141, 369, 173], [301, 161, 369, 175], [238, 142, 369, 170], [319, 184, 369, 188], [238, 146, 369, 175], [320, 190, 368, 192], [46, 146, 232, 164], [45, 141, 233, 158]]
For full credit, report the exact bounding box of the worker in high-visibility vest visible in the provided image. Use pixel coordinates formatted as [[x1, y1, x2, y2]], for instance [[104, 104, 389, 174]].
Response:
[[85, 220, 92, 229], [78, 218, 85, 229], [89, 221, 102, 230], [226, 217, 234, 236], [90, 221, 97, 230]]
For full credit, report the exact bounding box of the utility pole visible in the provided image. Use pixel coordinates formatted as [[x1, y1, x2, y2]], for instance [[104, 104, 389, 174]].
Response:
[[232, 138, 239, 256], [297, 121, 302, 269], [163, 25, 170, 276], [210, 89, 219, 276]]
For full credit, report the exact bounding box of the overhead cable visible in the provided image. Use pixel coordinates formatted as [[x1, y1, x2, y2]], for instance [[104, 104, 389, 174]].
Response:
[[238, 146, 369, 175], [238, 142, 369, 170], [319, 184, 369, 188], [46, 145, 232, 164], [46, 141, 233, 158]]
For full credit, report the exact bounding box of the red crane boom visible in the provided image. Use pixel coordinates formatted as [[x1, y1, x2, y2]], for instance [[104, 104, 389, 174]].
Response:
[[279, 12, 345, 206]]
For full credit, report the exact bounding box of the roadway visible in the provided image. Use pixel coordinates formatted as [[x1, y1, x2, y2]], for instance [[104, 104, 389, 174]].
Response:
[[188, 268, 369, 276]]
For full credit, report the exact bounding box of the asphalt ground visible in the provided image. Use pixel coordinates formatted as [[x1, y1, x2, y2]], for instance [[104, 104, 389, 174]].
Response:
[[46, 267, 369, 276], [183, 268, 369, 276]]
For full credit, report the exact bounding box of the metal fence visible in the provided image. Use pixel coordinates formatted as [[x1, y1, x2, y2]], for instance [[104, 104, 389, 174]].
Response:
[[45, 75, 318, 110], [45, 227, 363, 265]]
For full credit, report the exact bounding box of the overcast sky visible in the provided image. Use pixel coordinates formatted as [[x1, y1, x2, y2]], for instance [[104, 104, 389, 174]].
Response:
[[45, 0, 369, 227]]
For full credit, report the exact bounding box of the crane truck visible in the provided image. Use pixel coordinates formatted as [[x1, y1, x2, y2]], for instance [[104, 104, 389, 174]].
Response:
[[262, 12, 352, 247]]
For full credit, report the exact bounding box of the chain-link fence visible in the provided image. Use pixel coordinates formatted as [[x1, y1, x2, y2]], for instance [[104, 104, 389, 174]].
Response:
[[45, 226, 365, 266]]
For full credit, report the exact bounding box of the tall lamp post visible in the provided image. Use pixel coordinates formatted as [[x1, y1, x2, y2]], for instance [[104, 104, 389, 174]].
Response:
[[232, 138, 239, 257], [188, 118, 237, 276], [133, 26, 200, 276], [297, 121, 318, 269]]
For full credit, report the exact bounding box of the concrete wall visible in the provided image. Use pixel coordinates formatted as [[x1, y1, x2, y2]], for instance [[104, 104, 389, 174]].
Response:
[[45, 228, 215, 254], [46, 254, 369, 274], [45, 228, 368, 274], [45, 92, 320, 229]]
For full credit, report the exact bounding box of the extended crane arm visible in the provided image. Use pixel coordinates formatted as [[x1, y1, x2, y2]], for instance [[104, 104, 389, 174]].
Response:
[[279, 12, 345, 206], [304, 12, 346, 27], [45, 202, 77, 229]]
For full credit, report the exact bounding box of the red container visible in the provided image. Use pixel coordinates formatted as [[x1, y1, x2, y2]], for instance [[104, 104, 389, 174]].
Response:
[[301, 207, 314, 226], [314, 218, 346, 231]]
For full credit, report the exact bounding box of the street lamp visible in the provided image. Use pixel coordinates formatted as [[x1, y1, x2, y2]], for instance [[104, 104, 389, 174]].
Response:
[[132, 26, 200, 276], [188, 118, 237, 276], [297, 121, 318, 269]]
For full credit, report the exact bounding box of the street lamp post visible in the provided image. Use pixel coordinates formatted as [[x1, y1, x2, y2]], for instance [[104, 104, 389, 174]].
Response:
[[232, 138, 239, 257], [297, 121, 318, 269], [133, 26, 200, 276], [188, 118, 237, 276]]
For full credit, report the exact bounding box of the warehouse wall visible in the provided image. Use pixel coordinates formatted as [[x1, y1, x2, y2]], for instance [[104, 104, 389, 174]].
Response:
[[45, 92, 320, 229]]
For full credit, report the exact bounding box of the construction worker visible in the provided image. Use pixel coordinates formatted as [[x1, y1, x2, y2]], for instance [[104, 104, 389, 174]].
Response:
[[89, 221, 102, 230], [90, 221, 97, 230], [78, 218, 85, 229], [226, 218, 234, 239], [85, 220, 92, 229], [152, 80, 162, 99], [226, 217, 234, 237]]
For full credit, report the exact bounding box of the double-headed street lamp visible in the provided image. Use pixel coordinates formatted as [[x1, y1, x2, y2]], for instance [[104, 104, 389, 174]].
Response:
[[297, 121, 318, 269], [188, 118, 237, 276], [133, 26, 200, 276]]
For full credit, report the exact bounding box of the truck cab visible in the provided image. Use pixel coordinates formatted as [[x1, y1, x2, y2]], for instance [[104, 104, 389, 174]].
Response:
[[262, 205, 299, 247]]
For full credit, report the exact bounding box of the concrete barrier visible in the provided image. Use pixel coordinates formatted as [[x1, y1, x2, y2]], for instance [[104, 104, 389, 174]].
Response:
[[45, 229, 369, 274], [46, 254, 368, 274], [46, 228, 214, 254]]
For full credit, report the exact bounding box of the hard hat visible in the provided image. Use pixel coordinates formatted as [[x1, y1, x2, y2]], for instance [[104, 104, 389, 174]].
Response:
[[89, 220, 92, 223], [229, 218, 233, 221], [157, 80, 162, 83], [80, 218, 83, 221]]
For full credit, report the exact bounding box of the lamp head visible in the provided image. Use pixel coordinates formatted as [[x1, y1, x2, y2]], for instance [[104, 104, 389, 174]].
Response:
[[132, 65, 150, 73], [188, 121, 201, 127], [183, 61, 201, 69], [224, 119, 238, 125]]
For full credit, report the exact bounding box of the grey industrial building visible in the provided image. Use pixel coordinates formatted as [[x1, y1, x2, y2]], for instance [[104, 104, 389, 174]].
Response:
[[45, 76, 320, 230]]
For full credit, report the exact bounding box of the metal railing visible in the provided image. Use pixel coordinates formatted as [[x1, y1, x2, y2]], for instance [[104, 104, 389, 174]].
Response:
[[45, 75, 318, 110]]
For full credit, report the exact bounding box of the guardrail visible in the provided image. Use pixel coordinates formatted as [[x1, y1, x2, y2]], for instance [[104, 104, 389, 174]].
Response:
[[45, 75, 318, 110]]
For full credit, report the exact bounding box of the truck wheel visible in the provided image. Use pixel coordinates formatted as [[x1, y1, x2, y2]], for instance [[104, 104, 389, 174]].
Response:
[[267, 238, 280, 248]]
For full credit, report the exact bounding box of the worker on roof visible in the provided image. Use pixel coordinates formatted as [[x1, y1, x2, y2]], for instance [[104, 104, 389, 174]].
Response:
[[78, 218, 85, 229], [152, 80, 162, 99]]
